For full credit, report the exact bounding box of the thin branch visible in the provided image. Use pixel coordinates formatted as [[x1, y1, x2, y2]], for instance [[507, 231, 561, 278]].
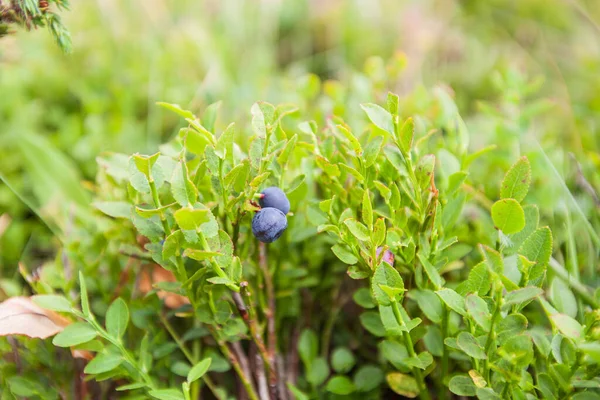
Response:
[[255, 352, 271, 400], [276, 354, 289, 400], [233, 281, 277, 397], [258, 243, 279, 399]]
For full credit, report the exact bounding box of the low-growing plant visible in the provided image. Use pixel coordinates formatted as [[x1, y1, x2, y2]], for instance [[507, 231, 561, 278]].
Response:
[[0, 0, 70, 52], [1, 82, 600, 400]]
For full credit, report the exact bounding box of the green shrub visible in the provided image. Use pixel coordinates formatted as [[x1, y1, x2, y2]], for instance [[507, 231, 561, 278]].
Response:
[[1, 70, 599, 399]]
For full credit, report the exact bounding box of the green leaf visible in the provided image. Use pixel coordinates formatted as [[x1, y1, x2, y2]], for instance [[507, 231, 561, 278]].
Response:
[[336, 124, 362, 155], [491, 199, 525, 234], [215, 123, 235, 162], [353, 288, 376, 309], [518, 227, 552, 286], [407, 289, 443, 324], [316, 156, 341, 177], [202, 101, 222, 133], [503, 287, 543, 308], [417, 254, 443, 290], [362, 189, 373, 229], [373, 218, 386, 246], [287, 384, 309, 400], [184, 249, 220, 261], [332, 347, 356, 374], [277, 134, 298, 167], [476, 387, 503, 400], [549, 278, 577, 318], [387, 92, 400, 115], [331, 244, 358, 265], [133, 214, 164, 240], [174, 208, 210, 231], [79, 271, 90, 317], [499, 334, 533, 367], [397, 117, 414, 154], [466, 294, 492, 332], [326, 376, 356, 395], [371, 263, 404, 306], [298, 329, 318, 367], [501, 156, 531, 202], [187, 358, 212, 383], [404, 352, 433, 370], [497, 314, 527, 344], [84, 352, 123, 374], [307, 357, 330, 386], [32, 294, 72, 312], [363, 135, 384, 167], [353, 365, 384, 392], [52, 322, 97, 347], [479, 244, 504, 274], [457, 332, 487, 359], [387, 372, 420, 398], [156, 102, 195, 119], [106, 298, 129, 339], [344, 219, 370, 241], [413, 154, 434, 190], [251, 102, 275, 137], [171, 160, 197, 207], [116, 382, 148, 392], [93, 201, 132, 219], [449, 375, 477, 396], [436, 288, 466, 316], [359, 311, 386, 337], [550, 314, 583, 341], [361, 103, 394, 134], [339, 164, 365, 183], [466, 262, 492, 296], [133, 153, 160, 178], [149, 389, 185, 400], [163, 230, 184, 259]]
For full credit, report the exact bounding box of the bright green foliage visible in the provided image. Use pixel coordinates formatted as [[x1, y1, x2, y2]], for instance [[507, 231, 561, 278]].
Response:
[[491, 199, 525, 234], [501, 157, 531, 202], [1, 32, 600, 400]]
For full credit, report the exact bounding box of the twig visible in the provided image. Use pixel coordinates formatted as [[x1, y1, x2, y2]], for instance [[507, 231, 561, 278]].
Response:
[[287, 324, 300, 388], [231, 341, 253, 389], [234, 284, 273, 365], [276, 354, 289, 400], [258, 242, 279, 399], [255, 351, 271, 400], [208, 329, 259, 400]]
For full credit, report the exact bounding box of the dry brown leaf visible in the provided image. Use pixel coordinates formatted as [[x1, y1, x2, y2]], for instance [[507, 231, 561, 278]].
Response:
[[0, 297, 71, 339], [138, 265, 189, 309], [72, 349, 94, 360]]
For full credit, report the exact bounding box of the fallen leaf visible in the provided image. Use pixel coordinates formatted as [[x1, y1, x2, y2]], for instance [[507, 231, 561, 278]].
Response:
[[72, 349, 94, 360], [0, 297, 71, 339], [138, 265, 189, 309]]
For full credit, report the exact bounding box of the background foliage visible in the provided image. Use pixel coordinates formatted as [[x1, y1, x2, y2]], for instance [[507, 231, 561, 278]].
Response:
[[0, 0, 599, 399]]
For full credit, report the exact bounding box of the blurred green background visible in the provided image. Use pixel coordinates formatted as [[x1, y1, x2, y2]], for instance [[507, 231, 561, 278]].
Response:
[[1, 0, 599, 280]]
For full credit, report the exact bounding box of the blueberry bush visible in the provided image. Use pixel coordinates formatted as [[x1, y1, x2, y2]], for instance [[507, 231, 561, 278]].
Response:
[[2, 65, 600, 399], [1, 2, 600, 400]]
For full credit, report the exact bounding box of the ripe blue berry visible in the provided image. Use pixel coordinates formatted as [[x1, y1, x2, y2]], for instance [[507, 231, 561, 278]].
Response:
[[259, 186, 290, 215], [252, 207, 288, 243]]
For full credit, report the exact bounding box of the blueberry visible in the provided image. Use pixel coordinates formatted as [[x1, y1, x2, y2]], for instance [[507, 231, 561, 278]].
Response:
[[376, 247, 395, 266], [252, 207, 288, 243], [259, 186, 290, 215]]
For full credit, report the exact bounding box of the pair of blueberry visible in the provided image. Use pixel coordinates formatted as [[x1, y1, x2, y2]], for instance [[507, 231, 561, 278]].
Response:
[[252, 187, 290, 243]]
